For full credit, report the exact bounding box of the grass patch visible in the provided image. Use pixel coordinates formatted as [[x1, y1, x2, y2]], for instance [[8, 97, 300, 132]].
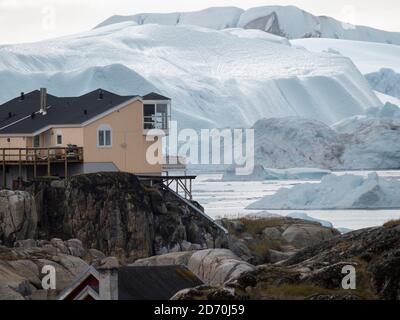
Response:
[[257, 284, 336, 300], [248, 239, 282, 257], [255, 283, 375, 300], [383, 219, 400, 228]]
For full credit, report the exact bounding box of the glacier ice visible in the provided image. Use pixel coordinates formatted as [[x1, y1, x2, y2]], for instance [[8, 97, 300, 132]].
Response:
[[0, 23, 380, 129], [366, 68, 400, 99], [253, 110, 400, 170], [95, 5, 400, 45], [247, 173, 400, 210], [292, 38, 400, 74]]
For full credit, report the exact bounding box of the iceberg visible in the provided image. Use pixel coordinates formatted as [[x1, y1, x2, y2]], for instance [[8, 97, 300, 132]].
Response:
[[254, 113, 400, 170], [247, 173, 400, 210], [0, 16, 380, 130], [96, 6, 400, 45]]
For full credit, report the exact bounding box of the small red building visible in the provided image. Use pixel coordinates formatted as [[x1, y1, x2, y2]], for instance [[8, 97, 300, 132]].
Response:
[[58, 265, 203, 300]]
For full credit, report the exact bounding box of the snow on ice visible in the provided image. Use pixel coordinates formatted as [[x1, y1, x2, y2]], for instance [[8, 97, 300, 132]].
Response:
[[96, 5, 400, 45], [0, 23, 380, 129]]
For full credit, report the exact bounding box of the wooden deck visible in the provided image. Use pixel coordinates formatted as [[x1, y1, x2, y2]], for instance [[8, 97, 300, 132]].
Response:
[[1, 147, 83, 186]]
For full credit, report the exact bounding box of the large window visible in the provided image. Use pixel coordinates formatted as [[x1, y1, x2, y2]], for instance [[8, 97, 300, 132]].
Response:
[[144, 103, 169, 130], [97, 125, 112, 147]]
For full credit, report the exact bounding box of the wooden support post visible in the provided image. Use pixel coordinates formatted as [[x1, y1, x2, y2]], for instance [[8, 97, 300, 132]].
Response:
[[64, 154, 68, 178], [47, 148, 51, 176], [189, 178, 192, 200], [33, 150, 37, 178], [18, 149, 22, 176], [18, 149, 22, 189], [2, 149, 6, 189]]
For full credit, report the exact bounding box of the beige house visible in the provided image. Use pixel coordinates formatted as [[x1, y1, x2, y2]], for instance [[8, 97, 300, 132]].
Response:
[[0, 88, 171, 188]]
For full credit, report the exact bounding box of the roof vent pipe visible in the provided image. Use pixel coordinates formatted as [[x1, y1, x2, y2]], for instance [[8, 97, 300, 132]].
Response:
[[20, 92, 25, 101], [98, 89, 104, 100], [40, 88, 48, 115]]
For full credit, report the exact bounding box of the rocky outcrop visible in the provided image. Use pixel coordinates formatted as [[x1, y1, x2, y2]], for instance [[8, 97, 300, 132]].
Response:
[[281, 223, 338, 248], [173, 223, 400, 300], [7, 172, 228, 263], [0, 239, 94, 300], [220, 217, 339, 265], [134, 249, 255, 286], [0, 190, 37, 246]]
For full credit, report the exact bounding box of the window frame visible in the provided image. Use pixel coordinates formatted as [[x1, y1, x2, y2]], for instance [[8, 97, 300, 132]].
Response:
[[97, 124, 112, 148], [33, 135, 40, 148], [143, 101, 171, 130], [55, 134, 63, 146]]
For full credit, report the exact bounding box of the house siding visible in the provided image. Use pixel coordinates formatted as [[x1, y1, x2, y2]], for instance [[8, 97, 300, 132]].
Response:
[[48, 128, 84, 147], [83, 100, 162, 174], [0, 137, 28, 149]]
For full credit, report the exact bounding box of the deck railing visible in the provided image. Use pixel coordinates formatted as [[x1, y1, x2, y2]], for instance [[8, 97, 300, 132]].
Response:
[[1, 147, 83, 187], [0, 147, 83, 164]]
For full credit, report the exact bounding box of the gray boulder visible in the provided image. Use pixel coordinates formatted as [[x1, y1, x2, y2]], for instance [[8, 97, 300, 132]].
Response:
[[0, 240, 93, 300], [134, 249, 255, 286], [282, 224, 339, 248], [262, 227, 282, 240]]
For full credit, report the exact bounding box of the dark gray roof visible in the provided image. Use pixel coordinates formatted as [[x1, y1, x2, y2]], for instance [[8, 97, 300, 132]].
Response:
[[0, 90, 58, 130], [118, 265, 203, 300], [0, 89, 169, 135], [142, 92, 171, 101]]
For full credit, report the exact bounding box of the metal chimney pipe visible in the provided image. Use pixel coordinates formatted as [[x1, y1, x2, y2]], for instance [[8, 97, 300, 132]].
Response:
[[40, 88, 47, 114]]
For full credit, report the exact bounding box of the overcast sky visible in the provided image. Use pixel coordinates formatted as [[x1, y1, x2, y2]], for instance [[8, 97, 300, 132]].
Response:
[[1, 0, 399, 45]]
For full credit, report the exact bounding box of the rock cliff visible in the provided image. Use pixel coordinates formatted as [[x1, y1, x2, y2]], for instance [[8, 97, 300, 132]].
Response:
[[1, 172, 227, 263], [0, 190, 37, 246]]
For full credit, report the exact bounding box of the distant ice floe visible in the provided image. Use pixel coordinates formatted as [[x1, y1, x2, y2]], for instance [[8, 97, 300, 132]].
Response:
[[286, 212, 333, 228], [222, 165, 331, 181], [247, 173, 400, 210]]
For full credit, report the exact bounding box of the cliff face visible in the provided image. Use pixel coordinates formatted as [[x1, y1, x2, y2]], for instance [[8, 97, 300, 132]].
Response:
[[0, 190, 37, 246], [1, 173, 227, 263]]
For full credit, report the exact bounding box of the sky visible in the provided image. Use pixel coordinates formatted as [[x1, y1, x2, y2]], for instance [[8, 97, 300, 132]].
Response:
[[0, 0, 399, 44]]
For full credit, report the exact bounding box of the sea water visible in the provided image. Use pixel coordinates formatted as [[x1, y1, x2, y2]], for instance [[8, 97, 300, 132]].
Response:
[[192, 171, 400, 230]]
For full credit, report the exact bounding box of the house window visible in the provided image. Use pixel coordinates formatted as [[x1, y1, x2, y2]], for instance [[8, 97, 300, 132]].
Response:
[[33, 135, 40, 148], [97, 125, 112, 147], [144, 103, 169, 130], [56, 134, 63, 145]]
